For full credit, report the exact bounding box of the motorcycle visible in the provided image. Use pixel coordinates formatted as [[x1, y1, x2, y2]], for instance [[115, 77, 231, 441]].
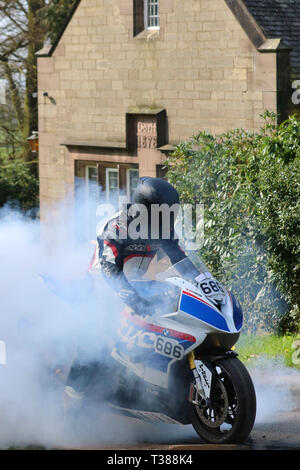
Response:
[[63, 251, 256, 445]]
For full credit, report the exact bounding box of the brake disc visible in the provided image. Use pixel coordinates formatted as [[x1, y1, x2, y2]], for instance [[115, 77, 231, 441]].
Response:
[[193, 379, 229, 428]]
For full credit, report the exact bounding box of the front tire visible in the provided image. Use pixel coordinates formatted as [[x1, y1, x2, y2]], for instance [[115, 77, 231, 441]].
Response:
[[189, 356, 256, 444]]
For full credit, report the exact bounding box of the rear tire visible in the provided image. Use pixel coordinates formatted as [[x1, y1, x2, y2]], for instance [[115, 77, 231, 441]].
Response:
[[189, 356, 256, 444]]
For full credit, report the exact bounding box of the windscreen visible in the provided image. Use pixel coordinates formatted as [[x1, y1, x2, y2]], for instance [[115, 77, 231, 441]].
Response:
[[154, 250, 210, 283]]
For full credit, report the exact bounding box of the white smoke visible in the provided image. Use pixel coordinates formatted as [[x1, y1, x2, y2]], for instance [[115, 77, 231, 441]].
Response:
[[0, 200, 123, 448], [0, 199, 299, 449], [249, 358, 300, 425]]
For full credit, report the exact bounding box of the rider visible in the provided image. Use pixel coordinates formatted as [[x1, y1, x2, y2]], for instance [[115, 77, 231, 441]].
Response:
[[89, 176, 199, 316], [64, 177, 199, 408]]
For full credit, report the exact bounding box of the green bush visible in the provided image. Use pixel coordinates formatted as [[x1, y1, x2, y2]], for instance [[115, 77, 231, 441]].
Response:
[[258, 118, 300, 333], [0, 154, 39, 213], [165, 112, 300, 334]]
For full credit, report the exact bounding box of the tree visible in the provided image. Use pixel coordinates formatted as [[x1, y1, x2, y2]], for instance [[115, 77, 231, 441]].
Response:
[[0, 0, 46, 162], [41, 0, 76, 44], [0, 0, 75, 164], [0, 0, 75, 211]]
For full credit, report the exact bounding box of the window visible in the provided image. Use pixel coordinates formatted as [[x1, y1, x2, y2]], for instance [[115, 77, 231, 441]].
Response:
[[106, 168, 119, 205], [127, 168, 139, 202], [134, 0, 159, 36], [145, 0, 159, 29], [75, 162, 139, 234], [73, 164, 100, 241], [85, 165, 99, 201]]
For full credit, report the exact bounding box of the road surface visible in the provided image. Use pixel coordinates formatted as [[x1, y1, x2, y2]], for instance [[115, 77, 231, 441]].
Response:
[[64, 366, 300, 450]]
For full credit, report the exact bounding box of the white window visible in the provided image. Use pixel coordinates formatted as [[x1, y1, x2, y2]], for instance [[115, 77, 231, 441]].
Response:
[[127, 168, 139, 202], [82, 165, 99, 240], [106, 168, 119, 205], [144, 0, 159, 29], [85, 165, 98, 201]]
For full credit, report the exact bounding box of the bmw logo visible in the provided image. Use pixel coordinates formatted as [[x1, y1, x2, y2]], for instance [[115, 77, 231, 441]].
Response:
[[163, 329, 170, 337]]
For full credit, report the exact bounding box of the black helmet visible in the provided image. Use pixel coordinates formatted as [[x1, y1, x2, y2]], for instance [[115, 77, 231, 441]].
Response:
[[132, 177, 180, 208]]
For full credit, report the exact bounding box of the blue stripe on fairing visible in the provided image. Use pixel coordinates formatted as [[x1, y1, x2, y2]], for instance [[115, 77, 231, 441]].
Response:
[[180, 293, 230, 332]]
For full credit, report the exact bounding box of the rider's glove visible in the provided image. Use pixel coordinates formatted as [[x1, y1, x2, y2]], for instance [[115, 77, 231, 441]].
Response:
[[138, 291, 171, 315], [119, 288, 136, 305], [119, 288, 152, 316], [135, 296, 152, 317]]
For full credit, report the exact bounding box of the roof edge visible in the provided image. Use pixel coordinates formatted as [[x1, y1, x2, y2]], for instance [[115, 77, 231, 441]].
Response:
[[225, 0, 268, 49], [36, 44, 52, 57], [258, 38, 292, 53]]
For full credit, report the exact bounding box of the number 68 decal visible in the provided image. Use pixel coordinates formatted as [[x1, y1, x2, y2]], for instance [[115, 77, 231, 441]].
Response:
[[199, 279, 225, 295], [155, 336, 184, 359]]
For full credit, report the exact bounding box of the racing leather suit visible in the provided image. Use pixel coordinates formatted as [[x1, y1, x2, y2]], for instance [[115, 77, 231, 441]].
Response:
[[89, 205, 195, 314]]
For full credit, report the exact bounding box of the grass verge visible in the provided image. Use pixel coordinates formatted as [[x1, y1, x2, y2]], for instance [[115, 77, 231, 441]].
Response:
[[235, 334, 300, 370]]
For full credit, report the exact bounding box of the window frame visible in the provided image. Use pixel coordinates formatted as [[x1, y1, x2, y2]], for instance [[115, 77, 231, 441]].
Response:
[[85, 165, 99, 200], [144, 0, 160, 30], [126, 168, 139, 202], [105, 167, 119, 204]]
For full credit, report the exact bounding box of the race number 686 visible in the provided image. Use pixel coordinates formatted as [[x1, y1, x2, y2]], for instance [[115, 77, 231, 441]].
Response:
[[155, 336, 184, 359]]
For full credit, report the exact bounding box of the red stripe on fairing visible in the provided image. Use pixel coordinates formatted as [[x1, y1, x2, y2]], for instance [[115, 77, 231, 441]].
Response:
[[104, 240, 118, 257], [121, 309, 196, 343], [182, 290, 202, 301], [226, 288, 232, 305], [182, 290, 219, 312], [123, 254, 154, 263]]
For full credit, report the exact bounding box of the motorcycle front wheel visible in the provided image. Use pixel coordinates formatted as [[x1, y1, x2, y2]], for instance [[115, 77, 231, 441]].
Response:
[[188, 356, 256, 444]]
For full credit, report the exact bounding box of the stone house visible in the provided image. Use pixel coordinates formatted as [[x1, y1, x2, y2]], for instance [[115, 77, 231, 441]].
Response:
[[37, 0, 300, 238]]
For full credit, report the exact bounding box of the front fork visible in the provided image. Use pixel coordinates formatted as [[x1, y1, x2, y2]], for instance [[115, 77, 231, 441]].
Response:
[[188, 351, 213, 403]]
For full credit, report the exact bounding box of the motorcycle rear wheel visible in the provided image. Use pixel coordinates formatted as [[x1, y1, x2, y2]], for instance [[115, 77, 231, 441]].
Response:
[[188, 356, 256, 444]]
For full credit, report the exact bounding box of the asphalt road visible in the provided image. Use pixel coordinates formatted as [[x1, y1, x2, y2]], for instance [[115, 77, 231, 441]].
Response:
[[249, 368, 300, 450], [67, 366, 300, 451]]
